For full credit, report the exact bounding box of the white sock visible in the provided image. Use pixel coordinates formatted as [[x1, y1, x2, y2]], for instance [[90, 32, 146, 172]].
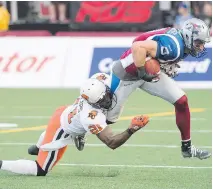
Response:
[[36, 131, 46, 148], [1, 160, 37, 176]]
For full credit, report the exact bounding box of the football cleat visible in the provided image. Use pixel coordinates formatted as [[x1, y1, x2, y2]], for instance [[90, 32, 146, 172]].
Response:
[[28, 145, 39, 156], [182, 145, 211, 160], [74, 135, 85, 151]]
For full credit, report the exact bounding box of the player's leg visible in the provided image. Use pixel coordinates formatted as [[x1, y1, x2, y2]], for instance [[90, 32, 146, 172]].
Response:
[[139, 72, 211, 159], [107, 72, 142, 123], [0, 106, 69, 176], [28, 106, 67, 156], [28, 131, 46, 155], [36, 106, 69, 175], [0, 147, 68, 176], [140, 73, 189, 140], [0, 159, 38, 176]]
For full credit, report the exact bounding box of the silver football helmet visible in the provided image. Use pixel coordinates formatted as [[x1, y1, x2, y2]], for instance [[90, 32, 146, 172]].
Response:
[[181, 18, 210, 58]]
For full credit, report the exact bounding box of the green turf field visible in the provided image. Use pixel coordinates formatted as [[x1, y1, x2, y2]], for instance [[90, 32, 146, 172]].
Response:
[[0, 89, 211, 189]]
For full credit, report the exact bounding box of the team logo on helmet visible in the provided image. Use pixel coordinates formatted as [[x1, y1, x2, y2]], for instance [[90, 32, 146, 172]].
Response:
[[96, 74, 107, 81], [192, 23, 202, 35], [88, 110, 98, 119], [81, 94, 89, 100]]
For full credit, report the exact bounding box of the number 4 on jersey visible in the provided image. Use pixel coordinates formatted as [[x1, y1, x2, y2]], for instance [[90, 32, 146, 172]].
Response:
[[161, 46, 169, 55]]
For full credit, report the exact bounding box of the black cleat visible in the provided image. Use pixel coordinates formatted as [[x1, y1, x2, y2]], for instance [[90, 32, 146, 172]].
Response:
[[181, 141, 211, 160], [28, 145, 39, 156]]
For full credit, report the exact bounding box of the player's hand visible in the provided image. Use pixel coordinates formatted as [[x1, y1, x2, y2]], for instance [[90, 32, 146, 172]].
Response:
[[128, 115, 149, 133], [160, 63, 180, 78], [137, 67, 160, 82], [143, 73, 160, 83]]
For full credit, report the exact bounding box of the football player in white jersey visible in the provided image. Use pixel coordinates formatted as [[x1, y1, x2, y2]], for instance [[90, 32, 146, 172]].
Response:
[[0, 78, 149, 176]]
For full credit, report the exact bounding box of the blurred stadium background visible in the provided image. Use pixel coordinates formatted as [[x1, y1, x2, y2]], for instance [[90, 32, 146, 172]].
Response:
[[0, 1, 212, 189]]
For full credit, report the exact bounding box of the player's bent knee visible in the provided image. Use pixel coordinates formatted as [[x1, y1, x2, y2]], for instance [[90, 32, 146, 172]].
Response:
[[174, 95, 188, 109], [36, 161, 48, 176]]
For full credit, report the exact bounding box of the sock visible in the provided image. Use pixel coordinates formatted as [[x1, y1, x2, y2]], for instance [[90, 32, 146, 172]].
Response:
[[174, 95, 190, 141], [1, 160, 37, 176], [36, 131, 46, 148]]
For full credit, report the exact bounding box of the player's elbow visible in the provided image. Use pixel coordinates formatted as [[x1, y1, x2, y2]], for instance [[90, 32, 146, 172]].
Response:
[[131, 42, 147, 55], [106, 139, 118, 150], [131, 42, 147, 67], [107, 143, 117, 150]]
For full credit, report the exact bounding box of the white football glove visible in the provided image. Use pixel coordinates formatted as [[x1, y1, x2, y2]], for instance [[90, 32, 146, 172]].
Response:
[[160, 63, 180, 78]]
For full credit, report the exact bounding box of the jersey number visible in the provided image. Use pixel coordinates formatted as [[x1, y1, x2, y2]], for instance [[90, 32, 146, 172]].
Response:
[[161, 46, 169, 55], [88, 124, 103, 134], [68, 107, 77, 124]]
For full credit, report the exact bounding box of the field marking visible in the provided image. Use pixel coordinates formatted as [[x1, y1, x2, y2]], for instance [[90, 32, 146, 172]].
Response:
[[0, 142, 211, 149], [119, 108, 205, 121], [113, 129, 212, 133], [0, 125, 46, 133], [59, 163, 211, 169], [0, 105, 210, 111], [0, 108, 206, 134], [0, 116, 207, 121], [0, 108, 205, 120], [0, 116, 50, 119], [0, 123, 18, 128], [0, 128, 210, 134]]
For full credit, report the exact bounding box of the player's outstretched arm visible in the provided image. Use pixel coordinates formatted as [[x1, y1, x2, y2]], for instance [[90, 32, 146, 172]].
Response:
[[97, 115, 149, 150]]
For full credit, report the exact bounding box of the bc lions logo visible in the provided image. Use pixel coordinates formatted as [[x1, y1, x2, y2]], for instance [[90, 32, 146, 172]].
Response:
[[96, 74, 107, 81], [88, 110, 98, 119]]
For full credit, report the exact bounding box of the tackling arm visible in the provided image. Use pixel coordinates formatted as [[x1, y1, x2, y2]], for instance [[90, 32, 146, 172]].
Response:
[[97, 115, 149, 150], [97, 127, 132, 150]]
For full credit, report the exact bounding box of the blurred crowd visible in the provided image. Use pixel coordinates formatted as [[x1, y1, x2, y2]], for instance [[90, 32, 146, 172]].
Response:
[[173, 1, 212, 30], [0, 1, 212, 32]]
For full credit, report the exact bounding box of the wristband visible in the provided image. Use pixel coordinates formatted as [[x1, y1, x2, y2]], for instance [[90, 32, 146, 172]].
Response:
[[127, 128, 134, 135]]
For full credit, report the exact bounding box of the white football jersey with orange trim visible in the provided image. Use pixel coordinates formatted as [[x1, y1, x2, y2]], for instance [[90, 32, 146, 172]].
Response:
[[60, 97, 108, 136]]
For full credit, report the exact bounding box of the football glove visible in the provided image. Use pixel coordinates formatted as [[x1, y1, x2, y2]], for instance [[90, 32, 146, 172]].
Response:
[[128, 115, 149, 134], [74, 135, 86, 151], [137, 67, 160, 82], [160, 63, 180, 78]]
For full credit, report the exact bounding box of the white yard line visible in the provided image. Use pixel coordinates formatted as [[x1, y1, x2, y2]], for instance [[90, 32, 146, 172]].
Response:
[[0, 116, 50, 119], [0, 123, 18, 128], [0, 142, 211, 149], [113, 129, 212, 133], [59, 163, 211, 169], [0, 106, 178, 110], [0, 106, 54, 109]]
